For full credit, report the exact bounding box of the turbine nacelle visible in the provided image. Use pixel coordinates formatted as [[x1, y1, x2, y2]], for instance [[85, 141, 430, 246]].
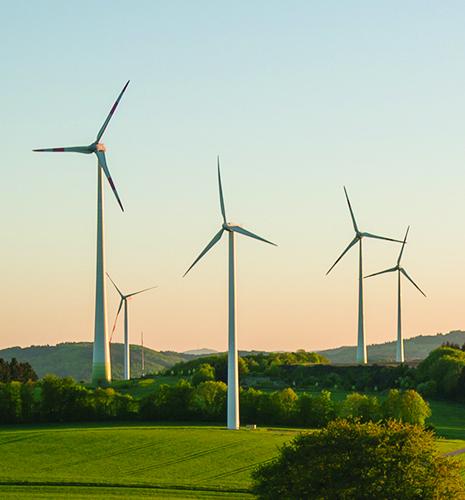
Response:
[[33, 80, 130, 212], [326, 187, 403, 276], [183, 160, 276, 277], [223, 222, 240, 231]]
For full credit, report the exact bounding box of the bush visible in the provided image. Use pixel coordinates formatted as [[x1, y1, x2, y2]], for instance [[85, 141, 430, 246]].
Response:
[[382, 389, 431, 425], [140, 379, 193, 420], [417, 347, 465, 399], [252, 420, 465, 499], [296, 390, 336, 427], [191, 363, 215, 385], [0, 381, 22, 423], [417, 380, 437, 398], [190, 381, 227, 420], [340, 393, 381, 422], [240, 387, 261, 424]]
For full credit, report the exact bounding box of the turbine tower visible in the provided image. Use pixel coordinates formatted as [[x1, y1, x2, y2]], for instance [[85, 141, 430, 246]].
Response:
[[326, 187, 402, 364], [141, 332, 145, 377], [184, 157, 276, 430], [107, 274, 156, 380], [365, 226, 426, 363], [33, 81, 130, 384]]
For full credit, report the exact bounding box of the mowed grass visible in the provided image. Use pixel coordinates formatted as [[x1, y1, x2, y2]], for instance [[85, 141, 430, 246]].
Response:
[[0, 485, 251, 499], [0, 423, 296, 498]]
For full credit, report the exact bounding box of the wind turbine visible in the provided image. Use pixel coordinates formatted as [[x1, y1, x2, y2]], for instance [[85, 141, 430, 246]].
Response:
[[184, 157, 276, 430], [326, 187, 402, 364], [365, 226, 426, 363], [141, 332, 145, 377], [33, 81, 130, 384], [107, 273, 156, 380]]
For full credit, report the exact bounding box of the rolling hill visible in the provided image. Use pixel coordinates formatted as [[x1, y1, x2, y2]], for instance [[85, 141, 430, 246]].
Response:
[[2, 329, 465, 381], [0, 342, 194, 381], [318, 330, 465, 364]]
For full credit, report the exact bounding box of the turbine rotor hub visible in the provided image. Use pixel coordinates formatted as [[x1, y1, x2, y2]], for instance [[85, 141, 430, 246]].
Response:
[[96, 142, 107, 152]]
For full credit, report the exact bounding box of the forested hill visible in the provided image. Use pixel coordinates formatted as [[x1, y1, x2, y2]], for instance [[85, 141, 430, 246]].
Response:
[[318, 330, 465, 364], [0, 342, 193, 381], [3, 330, 465, 380]]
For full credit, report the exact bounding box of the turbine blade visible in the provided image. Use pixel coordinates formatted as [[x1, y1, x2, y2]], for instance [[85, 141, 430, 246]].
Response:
[[229, 226, 277, 246], [326, 236, 359, 275], [397, 226, 410, 265], [106, 273, 124, 298], [400, 268, 426, 297], [343, 186, 358, 233], [364, 266, 398, 279], [96, 80, 130, 142], [110, 298, 124, 341], [96, 151, 124, 212], [183, 228, 224, 277], [361, 232, 403, 243], [33, 146, 91, 153], [127, 285, 157, 298], [217, 156, 227, 224]]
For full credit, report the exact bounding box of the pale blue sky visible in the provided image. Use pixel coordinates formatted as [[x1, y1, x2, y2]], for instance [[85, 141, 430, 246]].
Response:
[[1, 2, 465, 352]]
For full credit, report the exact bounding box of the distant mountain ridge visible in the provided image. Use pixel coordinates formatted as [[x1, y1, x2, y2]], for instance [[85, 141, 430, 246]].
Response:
[[1, 331, 463, 380], [183, 348, 219, 356], [317, 330, 465, 364]]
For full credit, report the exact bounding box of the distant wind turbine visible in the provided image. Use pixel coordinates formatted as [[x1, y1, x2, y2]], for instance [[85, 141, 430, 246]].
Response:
[[33, 81, 130, 384], [107, 273, 156, 380], [326, 187, 402, 364], [141, 332, 145, 377], [365, 226, 426, 363], [184, 157, 276, 430]]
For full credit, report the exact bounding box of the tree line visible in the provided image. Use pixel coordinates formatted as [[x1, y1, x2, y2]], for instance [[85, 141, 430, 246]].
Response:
[[0, 374, 430, 427], [165, 345, 465, 403], [0, 358, 37, 383]]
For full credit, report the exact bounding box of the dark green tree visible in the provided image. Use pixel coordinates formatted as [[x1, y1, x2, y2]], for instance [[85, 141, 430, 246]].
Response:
[[190, 381, 227, 420], [191, 363, 215, 385], [252, 420, 465, 499]]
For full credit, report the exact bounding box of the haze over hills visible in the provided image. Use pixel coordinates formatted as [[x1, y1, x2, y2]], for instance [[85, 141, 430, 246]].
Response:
[[1, 330, 464, 380], [317, 330, 465, 364], [182, 348, 219, 356]]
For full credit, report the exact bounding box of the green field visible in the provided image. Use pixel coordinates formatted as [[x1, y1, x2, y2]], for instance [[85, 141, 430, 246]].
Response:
[[2, 394, 465, 499], [0, 423, 297, 499]]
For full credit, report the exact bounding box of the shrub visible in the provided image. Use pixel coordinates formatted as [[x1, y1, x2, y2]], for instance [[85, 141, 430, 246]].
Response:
[[382, 389, 431, 425], [0, 381, 22, 423], [340, 392, 381, 422], [417, 347, 465, 399], [190, 381, 227, 420], [140, 379, 194, 420], [191, 363, 215, 385], [252, 420, 465, 499], [296, 390, 335, 427]]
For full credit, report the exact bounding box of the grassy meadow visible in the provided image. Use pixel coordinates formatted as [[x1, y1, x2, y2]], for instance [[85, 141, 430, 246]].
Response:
[[1, 413, 465, 498], [0, 423, 296, 498]]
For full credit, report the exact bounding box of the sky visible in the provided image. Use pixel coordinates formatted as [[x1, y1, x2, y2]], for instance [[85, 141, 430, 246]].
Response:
[[1, 1, 465, 353]]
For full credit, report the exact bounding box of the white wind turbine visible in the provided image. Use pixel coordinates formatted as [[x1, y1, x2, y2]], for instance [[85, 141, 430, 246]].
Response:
[[107, 273, 156, 380], [365, 226, 426, 363], [184, 157, 276, 430], [33, 81, 130, 384], [326, 187, 402, 364]]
